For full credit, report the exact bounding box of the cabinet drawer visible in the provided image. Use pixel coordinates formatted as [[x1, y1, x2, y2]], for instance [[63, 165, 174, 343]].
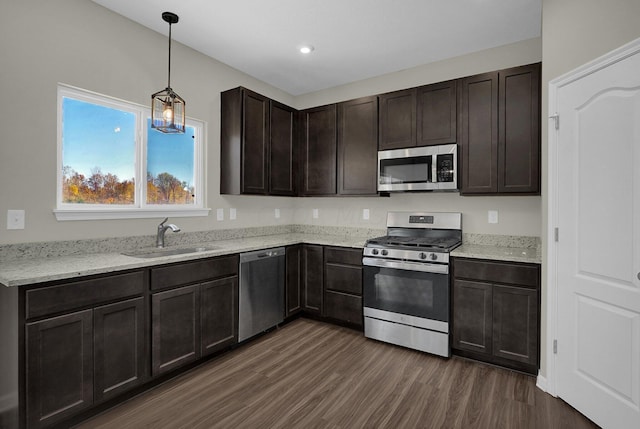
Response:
[[150, 255, 239, 291], [324, 290, 362, 326], [26, 271, 145, 319], [453, 258, 539, 288], [324, 247, 362, 266], [325, 264, 362, 295]]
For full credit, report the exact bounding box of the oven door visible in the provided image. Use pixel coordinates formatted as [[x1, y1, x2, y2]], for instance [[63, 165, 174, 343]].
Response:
[[362, 258, 449, 323]]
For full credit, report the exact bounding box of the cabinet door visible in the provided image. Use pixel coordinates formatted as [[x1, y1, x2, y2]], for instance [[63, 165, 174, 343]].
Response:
[[416, 80, 457, 146], [270, 100, 297, 196], [452, 279, 492, 354], [337, 96, 378, 195], [492, 285, 539, 366], [242, 89, 269, 194], [94, 297, 146, 403], [460, 72, 499, 194], [151, 285, 200, 376], [26, 310, 93, 429], [302, 105, 337, 195], [378, 88, 416, 150], [498, 63, 540, 194], [201, 276, 238, 356], [285, 245, 303, 317], [302, 245, 323, 314]]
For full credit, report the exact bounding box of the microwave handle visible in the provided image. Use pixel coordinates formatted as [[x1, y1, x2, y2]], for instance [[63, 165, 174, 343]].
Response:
[[432, 155, 438, 183]]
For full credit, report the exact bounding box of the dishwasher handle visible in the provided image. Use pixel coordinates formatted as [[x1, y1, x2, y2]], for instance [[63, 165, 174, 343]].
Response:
[[239, 247, 286, 263]]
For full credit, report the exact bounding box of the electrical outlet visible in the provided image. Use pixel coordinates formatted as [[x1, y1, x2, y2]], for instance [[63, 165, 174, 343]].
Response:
[[229, 208, 236, 220], [363, 209, 370, 220], [312, 208, 319, 219], [7, 210, 25, 230], [488, 210, 499, 224], [275, 208, 280, 219], [216, 208, 224, 221]]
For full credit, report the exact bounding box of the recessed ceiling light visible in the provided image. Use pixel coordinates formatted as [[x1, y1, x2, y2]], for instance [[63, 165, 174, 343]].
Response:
[[299, 46, 314, 54]]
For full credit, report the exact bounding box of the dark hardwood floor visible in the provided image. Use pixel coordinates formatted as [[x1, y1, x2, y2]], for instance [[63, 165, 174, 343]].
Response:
[[76, 318, 599, 429]]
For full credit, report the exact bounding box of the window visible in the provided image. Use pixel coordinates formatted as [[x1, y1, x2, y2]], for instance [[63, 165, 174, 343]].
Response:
[[56, 85, 208, 220]]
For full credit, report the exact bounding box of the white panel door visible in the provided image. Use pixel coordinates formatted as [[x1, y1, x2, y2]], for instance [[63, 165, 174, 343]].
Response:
[[555, 44, 640, 429]]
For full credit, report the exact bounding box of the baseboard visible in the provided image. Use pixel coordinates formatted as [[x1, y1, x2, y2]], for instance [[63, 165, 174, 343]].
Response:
[[536, 374, 548, 392]]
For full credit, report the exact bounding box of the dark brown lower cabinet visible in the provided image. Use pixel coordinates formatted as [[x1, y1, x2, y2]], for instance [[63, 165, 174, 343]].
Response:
[[323, 247, 363, 327], [200, 277, 238, 356], [302, 245, 324, 315], [24, 272, 147, 429], [94, 297, 146, 403], [452, 258, 540, 374], [285, 245, 303, 317], [152, 275, 239, 376], [452, 279, 492, 355], [151, 285, 200, 376], [26, 310, 94, 429]]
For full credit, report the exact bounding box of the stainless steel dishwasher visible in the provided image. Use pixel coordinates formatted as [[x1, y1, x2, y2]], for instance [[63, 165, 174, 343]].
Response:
[[238, 247, 285, 342]]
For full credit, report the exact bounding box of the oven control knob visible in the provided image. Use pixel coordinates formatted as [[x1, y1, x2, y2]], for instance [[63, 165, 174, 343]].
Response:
[[419, 252, 427, 259], [429, 253, 438, 261], [372, 249, 379, 255], [381, 249, 388, 256]]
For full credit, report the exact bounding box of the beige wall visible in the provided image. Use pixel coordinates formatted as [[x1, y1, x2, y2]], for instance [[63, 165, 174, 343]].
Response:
[[0, 0, 543, 245], [539, 0, 640, 379], [0, 0, 297, 245], [0, 0, 541, 244]]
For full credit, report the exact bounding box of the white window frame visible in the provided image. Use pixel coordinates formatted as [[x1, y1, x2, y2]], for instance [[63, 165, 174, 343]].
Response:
[[55, 84, 209, 220]]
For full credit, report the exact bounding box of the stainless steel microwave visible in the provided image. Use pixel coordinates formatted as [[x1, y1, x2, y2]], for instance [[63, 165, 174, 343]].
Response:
[[377, 143, 458, 192]]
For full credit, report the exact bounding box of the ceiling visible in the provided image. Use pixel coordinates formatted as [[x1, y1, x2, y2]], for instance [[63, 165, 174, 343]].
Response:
[[92, 0, 541, 96]]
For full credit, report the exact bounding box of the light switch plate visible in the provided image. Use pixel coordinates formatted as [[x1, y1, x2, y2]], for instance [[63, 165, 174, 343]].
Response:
[[363, 209, 370, 220], [275, 208, 280, 219], [7, 210, 25, 230], [488, 210, 499, 224], [216, 208, 224, 221], [229, 208, 236, 220], [312, 208, 319, 219]]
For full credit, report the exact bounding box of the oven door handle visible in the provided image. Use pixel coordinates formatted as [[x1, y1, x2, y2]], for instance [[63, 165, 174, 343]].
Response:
[[362, 257, 449, 274]]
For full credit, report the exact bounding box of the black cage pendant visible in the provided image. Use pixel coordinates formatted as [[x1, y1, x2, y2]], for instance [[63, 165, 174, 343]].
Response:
[[151, 12, 185, 134]]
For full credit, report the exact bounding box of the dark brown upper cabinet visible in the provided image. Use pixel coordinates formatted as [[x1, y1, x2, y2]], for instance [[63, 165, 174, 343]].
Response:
[[378, 80, 457, 150], [337, 96, 378, 195], [270, 100, 297, 196], [498, 64, 540, 194], [460, 63, 540, 195], [416, 80, 457, 146], [301, 104, 337, 196], [220, 87, 296, 196], [378, 88, 416, 150]]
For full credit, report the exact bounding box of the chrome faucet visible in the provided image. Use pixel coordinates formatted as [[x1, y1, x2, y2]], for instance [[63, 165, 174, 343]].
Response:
[[156, 217, 180, 248]]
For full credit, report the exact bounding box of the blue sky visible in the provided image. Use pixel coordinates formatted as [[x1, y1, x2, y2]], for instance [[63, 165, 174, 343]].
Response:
[[62, 98, 194, 185]]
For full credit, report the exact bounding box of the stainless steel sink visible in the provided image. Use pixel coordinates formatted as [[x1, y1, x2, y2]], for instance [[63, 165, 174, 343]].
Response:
[[122, 246, 217, 259]]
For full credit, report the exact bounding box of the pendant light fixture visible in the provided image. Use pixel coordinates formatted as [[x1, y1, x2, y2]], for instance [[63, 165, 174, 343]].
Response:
[[151, 11, 185, 133]]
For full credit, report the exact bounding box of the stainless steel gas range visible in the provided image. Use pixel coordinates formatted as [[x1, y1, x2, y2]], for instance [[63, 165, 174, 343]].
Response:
[[362, 211, 462, 357]]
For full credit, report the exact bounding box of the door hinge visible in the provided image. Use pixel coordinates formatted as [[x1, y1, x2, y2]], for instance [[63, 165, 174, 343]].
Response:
[[554, 227, 559, 242], [553, 339, 558, 354], [550, 114, 559, 130]]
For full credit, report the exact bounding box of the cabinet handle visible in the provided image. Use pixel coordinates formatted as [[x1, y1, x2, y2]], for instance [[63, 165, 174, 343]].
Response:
[[637, 272, 640, 281]]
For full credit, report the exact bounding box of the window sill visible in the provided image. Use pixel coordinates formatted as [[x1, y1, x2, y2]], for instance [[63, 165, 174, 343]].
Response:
[[54, 208, 211, 221]]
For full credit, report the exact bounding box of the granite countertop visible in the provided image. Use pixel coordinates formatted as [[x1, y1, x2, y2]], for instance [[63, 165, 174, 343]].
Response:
[[0, 233, 370, 287], [0, 229, 541, 288], [451, 244, 541, 264]]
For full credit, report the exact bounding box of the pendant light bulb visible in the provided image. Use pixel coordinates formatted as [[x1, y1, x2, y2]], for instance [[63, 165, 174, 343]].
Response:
[[163, 105, 173, 121]]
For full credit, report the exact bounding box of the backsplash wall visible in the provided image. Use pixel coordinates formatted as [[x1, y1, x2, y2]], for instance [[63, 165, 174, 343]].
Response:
[[294, 193, 541, 237]]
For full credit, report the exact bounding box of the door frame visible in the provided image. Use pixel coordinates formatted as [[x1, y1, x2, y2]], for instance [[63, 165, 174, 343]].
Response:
[[545, 36, 640, 397]]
